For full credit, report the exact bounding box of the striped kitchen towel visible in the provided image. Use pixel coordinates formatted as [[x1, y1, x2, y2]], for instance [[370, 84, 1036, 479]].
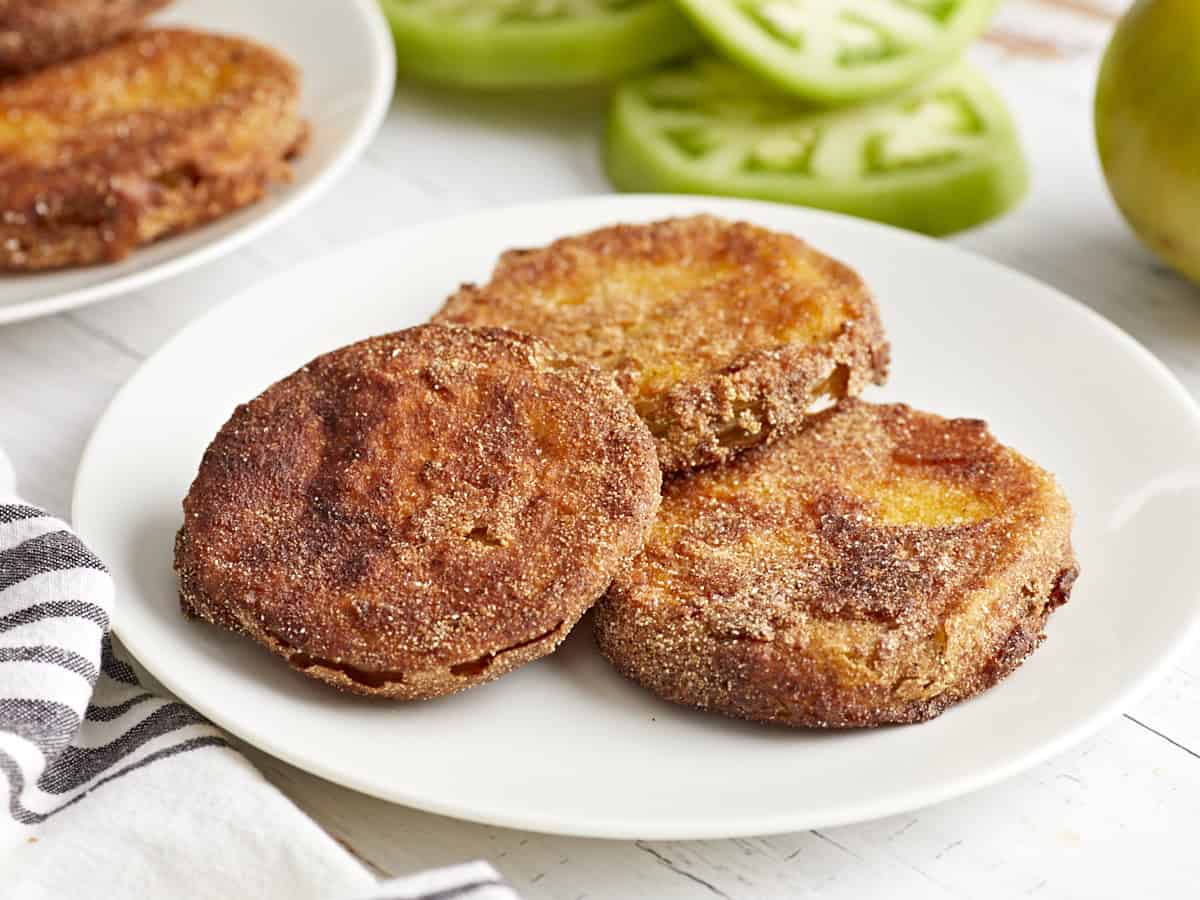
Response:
[[0, 446, 519, 900]]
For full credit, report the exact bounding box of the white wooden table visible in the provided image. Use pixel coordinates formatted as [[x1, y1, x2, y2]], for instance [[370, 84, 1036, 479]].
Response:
[[4, 1, 1197, 896]]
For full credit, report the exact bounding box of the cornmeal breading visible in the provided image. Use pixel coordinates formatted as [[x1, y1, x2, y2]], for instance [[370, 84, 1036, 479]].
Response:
[[175, 325, 661, 700], [0, 29, 306, 271], [595, 400, 1078, 727], [435, 216, 889, 472], [0, 0, 169, 73]]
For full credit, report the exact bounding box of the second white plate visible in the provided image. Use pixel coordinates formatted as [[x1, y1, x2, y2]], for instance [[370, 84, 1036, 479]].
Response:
[[0, 0, 394, 325], [73, 195, 1200, 839]]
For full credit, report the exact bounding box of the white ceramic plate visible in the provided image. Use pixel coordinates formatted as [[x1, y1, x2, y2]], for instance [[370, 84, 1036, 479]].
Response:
[[73, 195, 1200, 839], [0, 0, 394, 325]]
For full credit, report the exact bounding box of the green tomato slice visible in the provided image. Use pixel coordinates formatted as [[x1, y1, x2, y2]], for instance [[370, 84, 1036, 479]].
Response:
[[671, 0, 1000, 102], [378, 0, 702, 88], [605, 57, 1028, 236]]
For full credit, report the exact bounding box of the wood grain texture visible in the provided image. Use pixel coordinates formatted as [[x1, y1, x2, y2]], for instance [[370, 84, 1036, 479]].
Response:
[[1035, 0, 1120, 22], [4, 2, 1199, 897]]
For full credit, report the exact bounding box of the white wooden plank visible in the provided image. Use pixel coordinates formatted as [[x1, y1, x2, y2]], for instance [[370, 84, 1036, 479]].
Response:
[[1126, 640, 1200, 757], [236, 709, 1199, 900], [0, 317, 139, 514]]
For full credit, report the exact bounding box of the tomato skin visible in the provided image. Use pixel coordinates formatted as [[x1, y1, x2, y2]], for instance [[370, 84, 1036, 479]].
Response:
[[671, 0, 1000, 103], [604, 61, 1029, 237], [380, 0, 701, 88], [1095, 0, 1200, 284]]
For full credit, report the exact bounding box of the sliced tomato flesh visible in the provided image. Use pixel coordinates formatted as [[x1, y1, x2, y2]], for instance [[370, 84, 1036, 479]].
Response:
[[605, 57, 1028, 236], [670, 0, 1000, 102], [379, 0, 702, 88]]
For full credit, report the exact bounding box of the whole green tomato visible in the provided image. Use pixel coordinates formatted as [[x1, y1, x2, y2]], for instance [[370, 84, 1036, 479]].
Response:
[[1096, 0, 1200, 284]]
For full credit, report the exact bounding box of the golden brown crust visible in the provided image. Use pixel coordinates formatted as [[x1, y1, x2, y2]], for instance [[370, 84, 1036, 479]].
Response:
[[435, 216, 889, 472], [0, 0, 169, 73], [0, 28, 306, 271], [594, 400, 1078, 727], [175, 325, 662, 700]]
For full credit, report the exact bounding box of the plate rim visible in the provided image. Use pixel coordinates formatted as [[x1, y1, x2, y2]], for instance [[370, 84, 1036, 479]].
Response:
[[73, 193, 1200, 839], [0, 0, 396, 326]]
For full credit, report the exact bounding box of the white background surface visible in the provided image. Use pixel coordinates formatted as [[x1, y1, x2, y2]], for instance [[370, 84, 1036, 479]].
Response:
[[3, 0, 1197, 896]]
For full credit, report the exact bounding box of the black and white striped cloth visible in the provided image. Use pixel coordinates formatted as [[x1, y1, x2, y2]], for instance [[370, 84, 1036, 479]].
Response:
[[0, 448, 518, 900]]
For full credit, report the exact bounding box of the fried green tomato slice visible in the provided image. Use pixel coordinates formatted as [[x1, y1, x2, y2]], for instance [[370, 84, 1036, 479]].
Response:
[[595, 400, 1079, 728]]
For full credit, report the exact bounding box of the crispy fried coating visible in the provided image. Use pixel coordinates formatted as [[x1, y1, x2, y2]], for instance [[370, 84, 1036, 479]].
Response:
[[0, 0, 169, 73], [435, 216, 889, 472], [0, 28, 306, 271], [595, 400, 1078, 727], [175, 325, 662, 700]]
